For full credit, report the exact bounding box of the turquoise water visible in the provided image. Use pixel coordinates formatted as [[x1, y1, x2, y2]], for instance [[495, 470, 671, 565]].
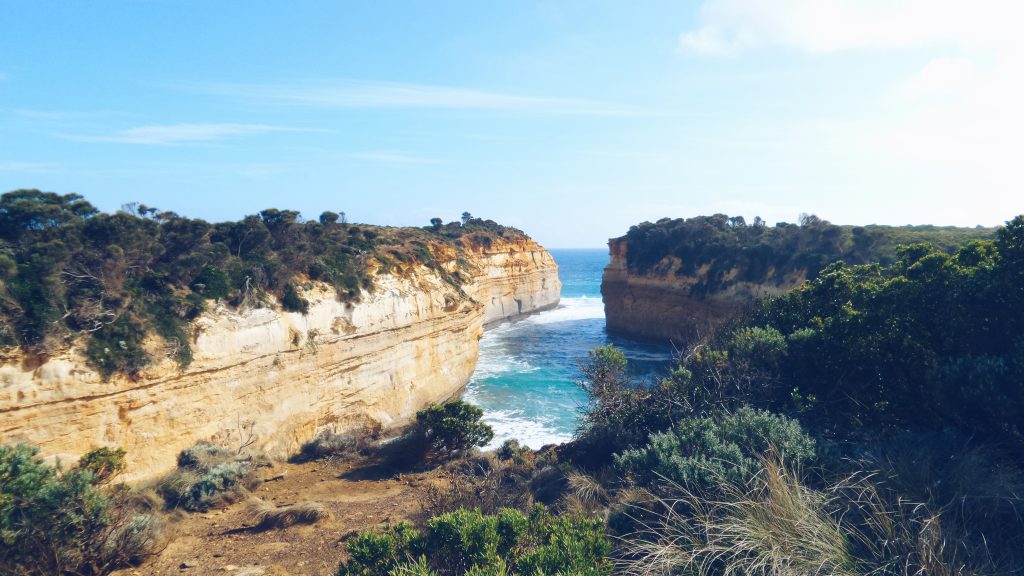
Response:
[[462, 249, 674, 448]]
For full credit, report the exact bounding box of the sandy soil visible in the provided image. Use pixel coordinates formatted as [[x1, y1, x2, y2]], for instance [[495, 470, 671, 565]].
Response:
[[115, 459, 440, 576]]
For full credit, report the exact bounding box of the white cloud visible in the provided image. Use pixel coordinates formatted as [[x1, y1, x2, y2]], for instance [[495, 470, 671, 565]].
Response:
[[679, 0, 1024, 55], [871, 56, 1024, 174], [60, 123, 307, 145], [679, 0, 1024, 216], [181, 79, 644, 116], [899, 57, 975, 100]]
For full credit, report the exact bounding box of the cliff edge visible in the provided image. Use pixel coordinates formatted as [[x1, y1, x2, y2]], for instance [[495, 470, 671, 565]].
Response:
[[601, 214, 995, 345], [0, 198, 559, 480]]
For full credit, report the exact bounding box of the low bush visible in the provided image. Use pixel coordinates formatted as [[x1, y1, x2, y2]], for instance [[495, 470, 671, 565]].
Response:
[[0, 444, 164, 576], [157, 443, 261, 511], [615, 407, 816, 493], [337, 506, 610, 576], [415, 400, 494, 460]]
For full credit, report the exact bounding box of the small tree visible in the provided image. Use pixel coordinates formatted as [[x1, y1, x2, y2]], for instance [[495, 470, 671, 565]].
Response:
[[415, 400, 494, 458], [430, 217, 443, 231]]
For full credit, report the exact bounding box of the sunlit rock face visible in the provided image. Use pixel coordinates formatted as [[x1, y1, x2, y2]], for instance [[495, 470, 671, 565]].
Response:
[[0, 237, 559, 481]]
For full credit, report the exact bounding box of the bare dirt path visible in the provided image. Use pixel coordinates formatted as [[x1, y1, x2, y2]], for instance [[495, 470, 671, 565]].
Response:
[[116, 459, 438, 576]]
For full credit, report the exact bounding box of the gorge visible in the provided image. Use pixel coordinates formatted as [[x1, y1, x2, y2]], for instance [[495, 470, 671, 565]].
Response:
[[0, 201, 560, 480]]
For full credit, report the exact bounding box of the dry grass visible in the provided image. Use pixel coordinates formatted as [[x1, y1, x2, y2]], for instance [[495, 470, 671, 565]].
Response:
[[617, 451, 989, 576], [248, 499, 330, 531]]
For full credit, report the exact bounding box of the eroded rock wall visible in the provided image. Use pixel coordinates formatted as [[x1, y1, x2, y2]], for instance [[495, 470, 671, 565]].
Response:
[[467, 238, 562, 326], [601, 238, 800, 345], [0, 240, 559, 481]]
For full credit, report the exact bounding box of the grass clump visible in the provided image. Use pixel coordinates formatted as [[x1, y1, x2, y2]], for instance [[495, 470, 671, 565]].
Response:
[[292, 429, 361, 462], [248, 499, 329, 531], [157, 443, 261, 512]]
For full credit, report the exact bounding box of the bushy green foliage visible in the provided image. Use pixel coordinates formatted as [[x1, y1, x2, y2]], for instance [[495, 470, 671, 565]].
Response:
[[74, 447, 127, 485], [158, 443, 258, 511], [583, 215, 1024, 573], [620, 213, 994, 295], [0, 190, 528, 377], [0, 444, 159, 576], [615, 407, 815, 492], [580, 216, 1024, 458], [280, 282, 310, 313], [735, 219, 1024, 442], [416, 400, 495, 458], [337, 506, 610, 576]]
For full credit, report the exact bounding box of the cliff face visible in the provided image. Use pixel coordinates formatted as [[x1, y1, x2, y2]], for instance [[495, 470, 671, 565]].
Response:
[[0, 237, 559, 481], [467, 238, 561, 326], [601, 238, 801, 344]]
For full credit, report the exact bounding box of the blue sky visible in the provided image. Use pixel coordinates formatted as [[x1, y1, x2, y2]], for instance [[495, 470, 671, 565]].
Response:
[[1, 1, 1021, 247]]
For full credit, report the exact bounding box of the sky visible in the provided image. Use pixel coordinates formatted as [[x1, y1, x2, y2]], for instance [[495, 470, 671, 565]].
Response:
[[1, 1, 1022, 248]]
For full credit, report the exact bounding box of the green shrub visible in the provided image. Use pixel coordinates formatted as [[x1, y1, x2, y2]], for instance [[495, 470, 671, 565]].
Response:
[[337, 506, 610, 576], [84, 315, 150, 380], [0, 444, 161, 576], [280, 282, 310, 314], [192, 265, 230, 299], [615, 407, 815, 493], [415, 400, 494, 459], [74, 446, 127, 484]]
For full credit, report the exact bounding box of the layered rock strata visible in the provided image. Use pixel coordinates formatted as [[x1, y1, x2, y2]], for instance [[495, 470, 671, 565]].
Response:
[[601, 238, 801, 345], [0, 238, 559, 480]]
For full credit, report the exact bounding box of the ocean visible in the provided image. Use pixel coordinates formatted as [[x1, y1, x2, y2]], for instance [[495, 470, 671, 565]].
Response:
[[461, 248, 675, 449]]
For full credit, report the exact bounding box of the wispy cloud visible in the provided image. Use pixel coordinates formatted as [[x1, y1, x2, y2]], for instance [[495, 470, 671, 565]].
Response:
[[179, 79, 646, 116], [347, 151, 436, 165], [59, 123, 313, 145], [0, 160, 54, 174], [679, 0, 1024, 55]]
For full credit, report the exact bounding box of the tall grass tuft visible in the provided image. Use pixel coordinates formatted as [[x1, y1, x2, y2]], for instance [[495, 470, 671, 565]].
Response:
[[618, 451, 992, 576], [248, 498, 330, 530]]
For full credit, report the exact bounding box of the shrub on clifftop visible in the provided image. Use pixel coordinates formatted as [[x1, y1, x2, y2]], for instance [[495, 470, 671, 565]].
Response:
[[415, 400, 495, 460]]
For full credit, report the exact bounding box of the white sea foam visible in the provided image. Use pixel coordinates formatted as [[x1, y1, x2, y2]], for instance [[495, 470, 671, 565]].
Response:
[[525, 296, 604, 325], [480, 409, 573, 450]]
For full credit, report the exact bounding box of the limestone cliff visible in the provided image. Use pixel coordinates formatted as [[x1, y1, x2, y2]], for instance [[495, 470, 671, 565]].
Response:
[[0, 237, 559, 481], [601, 238, 800, 345], [466, 238, 561, 326]]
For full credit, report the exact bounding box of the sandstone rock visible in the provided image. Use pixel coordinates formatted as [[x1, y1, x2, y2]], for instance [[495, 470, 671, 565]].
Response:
[[0, 237, 559, 480]]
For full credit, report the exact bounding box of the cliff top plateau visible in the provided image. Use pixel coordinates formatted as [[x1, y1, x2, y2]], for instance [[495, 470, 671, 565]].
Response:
[[0, 189, 539, 379]]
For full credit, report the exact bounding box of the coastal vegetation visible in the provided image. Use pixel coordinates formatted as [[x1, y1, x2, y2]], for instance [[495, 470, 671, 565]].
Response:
[[0, 445, 164, 576], [571, 215, 1024, 573], [0, 190, 524, 378], [4, 204, 1023, 574], [620, 213, 995, 296]]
